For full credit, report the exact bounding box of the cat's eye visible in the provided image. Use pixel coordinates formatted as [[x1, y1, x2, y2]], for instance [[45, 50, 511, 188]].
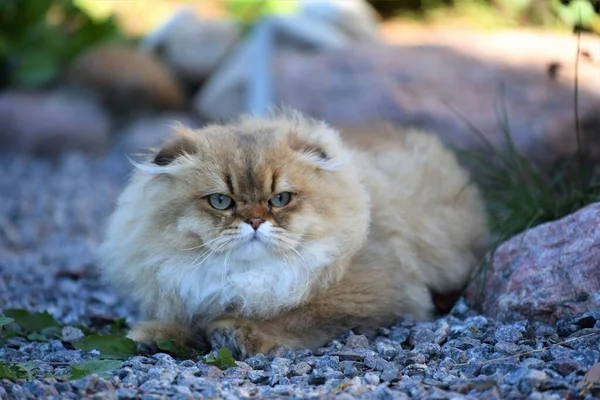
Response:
[[208, 193, 234, 210], [270, 192, 292, 207]]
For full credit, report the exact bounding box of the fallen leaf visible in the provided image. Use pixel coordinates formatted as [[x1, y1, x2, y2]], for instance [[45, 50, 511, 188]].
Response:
[[3, 309, 60, 333], [74, 334, 137, 360], [70, 360, 122, 380]]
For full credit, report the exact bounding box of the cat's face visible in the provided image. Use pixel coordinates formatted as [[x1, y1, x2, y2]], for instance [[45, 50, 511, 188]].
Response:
[[135, 114, 370, 267]]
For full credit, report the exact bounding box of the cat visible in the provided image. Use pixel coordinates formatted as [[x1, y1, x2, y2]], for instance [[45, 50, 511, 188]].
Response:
[[98, 109, 488, 359]]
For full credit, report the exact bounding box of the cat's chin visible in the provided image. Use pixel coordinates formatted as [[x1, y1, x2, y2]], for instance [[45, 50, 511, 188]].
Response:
[[230, 238, 273, 262]]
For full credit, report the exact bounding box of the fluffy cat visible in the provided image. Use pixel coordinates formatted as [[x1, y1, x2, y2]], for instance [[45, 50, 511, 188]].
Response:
[[98, 110, 488, 359]]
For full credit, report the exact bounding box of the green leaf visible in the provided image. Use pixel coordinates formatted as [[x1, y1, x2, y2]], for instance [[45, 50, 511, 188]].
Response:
[[203, 348, 236, 370], [69, 360, 122, 380], [3, 309, 61, 333], [0, 362, 32, 381], [155, 339, 194, 359], [27, 332, 48, 342], [74, 334, 137, 360], [0, 317, 15, 327]]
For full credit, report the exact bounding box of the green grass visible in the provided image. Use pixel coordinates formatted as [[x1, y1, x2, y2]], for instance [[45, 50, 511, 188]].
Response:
[[454, 88, 600, 246]]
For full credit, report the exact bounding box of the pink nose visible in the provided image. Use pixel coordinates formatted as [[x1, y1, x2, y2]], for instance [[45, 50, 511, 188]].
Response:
[[249, 218, 264, 230]]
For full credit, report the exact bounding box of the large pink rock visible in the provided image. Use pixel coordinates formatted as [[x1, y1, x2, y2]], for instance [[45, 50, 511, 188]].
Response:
[[463, 203, 600, 324], [0, 91, 112, 157], [274, 38, 600, 170]]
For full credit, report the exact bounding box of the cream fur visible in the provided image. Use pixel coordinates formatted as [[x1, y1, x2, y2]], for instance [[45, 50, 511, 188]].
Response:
[[98, 110, 488, 356]]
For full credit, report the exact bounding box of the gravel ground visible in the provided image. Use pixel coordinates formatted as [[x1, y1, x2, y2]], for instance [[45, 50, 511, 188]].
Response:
[[1, 152, 599, 399]]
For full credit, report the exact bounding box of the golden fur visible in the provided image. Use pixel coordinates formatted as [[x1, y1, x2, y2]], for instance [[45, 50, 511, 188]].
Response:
[[98, 110, 488, 358]]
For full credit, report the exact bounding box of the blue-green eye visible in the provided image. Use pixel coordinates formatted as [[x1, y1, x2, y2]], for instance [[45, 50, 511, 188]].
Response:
[[270, 192, 292, 207], [209, 193, 234, 210]]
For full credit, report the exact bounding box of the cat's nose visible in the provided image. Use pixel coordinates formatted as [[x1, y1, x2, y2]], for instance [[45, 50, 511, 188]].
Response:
[[248, 218, 264, 231]]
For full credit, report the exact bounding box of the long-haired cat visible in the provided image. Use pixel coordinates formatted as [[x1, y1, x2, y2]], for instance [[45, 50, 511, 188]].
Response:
[[98, 110, 488, 359]]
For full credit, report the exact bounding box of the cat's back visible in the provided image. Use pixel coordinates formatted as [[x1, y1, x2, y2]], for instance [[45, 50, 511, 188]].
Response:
[[339, 123, 488, 295]]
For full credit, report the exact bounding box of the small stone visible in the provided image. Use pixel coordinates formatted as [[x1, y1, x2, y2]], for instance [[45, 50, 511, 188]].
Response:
[[376, 339, 400, 360], [548, 359, 582, 376], [521, 358, 545, 370], [446, 337, 481, 350], [364, 355, 392, 371], [405, 363, 429, 377], [481, 361, 520, 375], [199, 364, 224, 379], [224, 367, 248, 380], [180, 360, 196, 368], [315, 355, 340, 372], [344, 333, 369, 349], [381, 366, 399, 382], [330, 349, 375, 361], [291, 362, 312, 376], [466, 344, 494, 361], [441, 347, 467, 364], [153, 353, 175, 364], [389, 327, 410, 343], [245, 354, 267, 370], [434, 320, 450, 344], [307, 373, 327, 385], [409, 327, 436, 347], [324, 371, 345, 381], [518, 369, 547, 394], [115, 388, 138, 399], [468, 315, 491, 328], [247, 370, 269, 384], [494, 341, 520, 355], [340, 361, 359, 378], [494, 325, 524, 344], [61, 326, 85, 342], [413, 342, 441, 358], [364, 372, 380, 385], [267, 357, 292, 376]]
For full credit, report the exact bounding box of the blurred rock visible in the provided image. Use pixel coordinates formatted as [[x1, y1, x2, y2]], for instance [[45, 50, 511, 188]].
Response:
[[140, 8, 241, 84], [0, 90, 111, 157], [274, 40, 600, 170], [463, 202, 600, 324], [65, 44, 185, 114], [112, 113, 202, 156], [193, 0, 381, 121]]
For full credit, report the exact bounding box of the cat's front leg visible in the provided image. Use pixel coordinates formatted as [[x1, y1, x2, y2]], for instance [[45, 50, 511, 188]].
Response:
[[208, 318, 278, 360]]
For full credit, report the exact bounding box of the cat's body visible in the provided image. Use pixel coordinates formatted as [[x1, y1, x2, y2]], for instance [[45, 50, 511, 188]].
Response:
[[98, 111, 488, 358]]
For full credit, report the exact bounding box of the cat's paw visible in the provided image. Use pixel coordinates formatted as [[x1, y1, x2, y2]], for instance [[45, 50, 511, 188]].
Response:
[[208, 319, 273, 360], [126, 320, 200, 355]]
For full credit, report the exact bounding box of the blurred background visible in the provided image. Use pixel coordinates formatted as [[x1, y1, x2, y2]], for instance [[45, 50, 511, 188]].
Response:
[[2, 0, 600, 164]]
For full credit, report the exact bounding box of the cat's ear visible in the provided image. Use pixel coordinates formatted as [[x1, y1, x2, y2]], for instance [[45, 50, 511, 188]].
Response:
[[153, 129, 198, 166], [131, 126, 198, 174], [288, 124, 346, 171]]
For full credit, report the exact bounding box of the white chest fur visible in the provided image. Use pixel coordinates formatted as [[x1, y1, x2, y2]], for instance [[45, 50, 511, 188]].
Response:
[[156, 241, 334, 321]]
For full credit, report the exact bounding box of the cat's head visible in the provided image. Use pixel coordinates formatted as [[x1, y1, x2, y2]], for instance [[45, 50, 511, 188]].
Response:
[[117, 111, 370, 278]]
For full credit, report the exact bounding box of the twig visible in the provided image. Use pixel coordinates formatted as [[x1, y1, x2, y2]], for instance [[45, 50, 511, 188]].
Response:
[[452, 331, 599, 367]]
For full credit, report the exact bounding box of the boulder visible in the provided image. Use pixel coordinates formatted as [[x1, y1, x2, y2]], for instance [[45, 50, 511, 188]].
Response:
[[140, 8, 241, 84], [273, 30, 600, 170], [463, 202, 600, 324], [65, 44, 185, 114], [0, 90, 112, 157], [112, 113, 202, 156]]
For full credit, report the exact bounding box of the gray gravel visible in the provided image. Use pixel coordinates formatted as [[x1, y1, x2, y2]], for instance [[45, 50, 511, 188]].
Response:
[[1, 152, 600, 399]]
